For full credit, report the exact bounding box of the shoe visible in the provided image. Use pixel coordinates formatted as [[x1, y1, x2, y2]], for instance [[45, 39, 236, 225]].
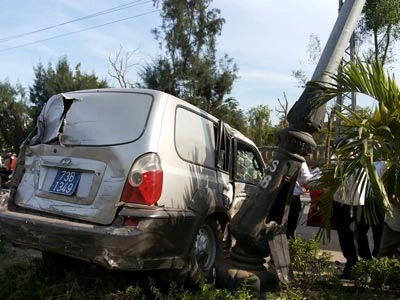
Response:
[[338, 267, 351, 279]]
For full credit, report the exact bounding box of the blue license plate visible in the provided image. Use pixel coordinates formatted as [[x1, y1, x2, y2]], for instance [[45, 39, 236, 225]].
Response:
[[49, 170, 81, 196]]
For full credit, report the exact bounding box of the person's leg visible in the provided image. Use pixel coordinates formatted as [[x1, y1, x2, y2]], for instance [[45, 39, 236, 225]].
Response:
[[371, 208, 385, 257], [377, 223, 400, 258], [0, 167, 6, 185], [286, 195, 302, 239], [333, 202, 358, 271], [356, 207, 372, 260]]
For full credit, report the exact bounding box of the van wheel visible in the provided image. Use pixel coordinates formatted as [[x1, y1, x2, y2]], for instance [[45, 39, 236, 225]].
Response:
[[187, 217, 223, 286]]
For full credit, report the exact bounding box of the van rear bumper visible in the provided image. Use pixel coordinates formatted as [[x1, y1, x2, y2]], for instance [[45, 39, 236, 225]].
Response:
[[0, 204, 197, 271]]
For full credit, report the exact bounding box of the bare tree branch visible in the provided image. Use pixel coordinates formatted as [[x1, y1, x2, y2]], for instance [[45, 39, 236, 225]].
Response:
[[108, 45, 140, 88], [275, 92, 289, 128]]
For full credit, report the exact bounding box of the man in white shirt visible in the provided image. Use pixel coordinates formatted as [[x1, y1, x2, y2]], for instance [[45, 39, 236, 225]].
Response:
[[333, 160, 385, 278], [378, 161, 400, 259], [333, 172, 365, 278], [356, 161, 385, 259], [376, 206, 400, 258], [286, 161, 313, 239]]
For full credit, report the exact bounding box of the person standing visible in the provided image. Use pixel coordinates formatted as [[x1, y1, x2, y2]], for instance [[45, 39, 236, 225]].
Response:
[[0, 152, 16, 187], [286, 161, 313, 239], [331, 138, 368, 278], [355, 161, 386, 259], [333, 176, 365, 278], [377, 205, 400, 258], [376, 159, 400, 259], [333, 161, 385, 278], [356, 207, 385, 259]]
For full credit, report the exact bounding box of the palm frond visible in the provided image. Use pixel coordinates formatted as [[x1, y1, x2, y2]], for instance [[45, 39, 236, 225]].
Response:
[[311, 56, 400, 112], [310, 54, 400, 208]]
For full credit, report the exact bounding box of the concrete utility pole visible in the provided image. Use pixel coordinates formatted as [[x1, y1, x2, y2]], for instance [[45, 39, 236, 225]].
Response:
[[336, 0, 358, 136], [220, 0, 366, 298]]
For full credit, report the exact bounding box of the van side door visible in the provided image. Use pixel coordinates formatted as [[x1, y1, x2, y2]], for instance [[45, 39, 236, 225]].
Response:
[[229, 140, 265, 218], [215, 121, 233, 211]]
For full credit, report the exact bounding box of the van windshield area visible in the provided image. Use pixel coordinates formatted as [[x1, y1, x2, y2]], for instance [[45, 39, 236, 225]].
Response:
[[30, 91, 153, 146], [236, 145, 263, 184]]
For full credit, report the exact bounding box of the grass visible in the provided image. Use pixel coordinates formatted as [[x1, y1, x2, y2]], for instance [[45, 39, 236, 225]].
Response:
[[0, 237, 400, 299], [0, 238, 7, 255]]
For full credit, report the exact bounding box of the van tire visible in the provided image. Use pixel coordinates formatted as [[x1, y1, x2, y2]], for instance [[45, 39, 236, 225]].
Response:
[[186, 216, 223, 287]]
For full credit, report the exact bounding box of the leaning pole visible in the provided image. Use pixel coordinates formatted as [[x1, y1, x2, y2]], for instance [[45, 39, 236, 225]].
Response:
[[219, 0, 366, 297]]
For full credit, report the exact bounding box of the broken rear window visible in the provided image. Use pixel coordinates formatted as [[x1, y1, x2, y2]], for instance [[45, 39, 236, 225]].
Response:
[[37, 91, 153, 146]]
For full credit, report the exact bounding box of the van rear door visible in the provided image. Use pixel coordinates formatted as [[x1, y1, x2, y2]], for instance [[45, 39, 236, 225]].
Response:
[[13, 90, 154, 225]]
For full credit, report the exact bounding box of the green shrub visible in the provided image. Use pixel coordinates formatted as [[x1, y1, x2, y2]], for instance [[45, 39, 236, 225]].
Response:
[[266, 283, 308, 300], [0, 257, 257, 300], [352, 257, 400, 290], [289, 236, 335, 284], [146, 277, 256, 300], [2, 239, 400, 299]]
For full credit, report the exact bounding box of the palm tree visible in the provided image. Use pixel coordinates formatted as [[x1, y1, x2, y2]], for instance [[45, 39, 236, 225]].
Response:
[[308, 56, 400, 232]]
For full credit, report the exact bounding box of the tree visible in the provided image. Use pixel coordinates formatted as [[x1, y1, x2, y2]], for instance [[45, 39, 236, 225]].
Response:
[[29, 56, 108, 119], [275, 92, 289, 129], [359, 0, 400, 65], [292, 33, 322, 88], [139, 57, 177, 94], [108, 45, 140, 88], [29, 62, 49, 116], [140, 0, 239, 119], [311, 56, 400, 228], [214, 97, 247, 134], [246, 105, 272, 147], [0, 80, 31, 152]]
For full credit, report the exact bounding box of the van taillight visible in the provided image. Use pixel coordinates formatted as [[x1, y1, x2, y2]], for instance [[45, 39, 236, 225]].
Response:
[[121, 153, 163, 206]]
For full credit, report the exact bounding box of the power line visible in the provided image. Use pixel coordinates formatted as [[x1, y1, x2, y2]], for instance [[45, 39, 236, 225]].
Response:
[[0, 10, 159, 53], [0, 0, 153, 43]]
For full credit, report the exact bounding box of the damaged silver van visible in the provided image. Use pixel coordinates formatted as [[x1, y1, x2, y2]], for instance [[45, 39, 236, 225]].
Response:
[[0, 88, 265, 284]]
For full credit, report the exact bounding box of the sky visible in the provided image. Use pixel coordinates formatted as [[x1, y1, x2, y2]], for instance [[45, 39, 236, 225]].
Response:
[[0, 0, 373, 125]]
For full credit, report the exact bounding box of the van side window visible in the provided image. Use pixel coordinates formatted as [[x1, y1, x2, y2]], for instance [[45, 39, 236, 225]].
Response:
[[175, 107, 216, 168], [235, 143, 263, 184]]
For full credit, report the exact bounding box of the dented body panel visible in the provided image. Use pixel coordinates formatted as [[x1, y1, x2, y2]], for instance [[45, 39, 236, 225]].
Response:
[[0, 203, 196, 270], [0, 88, 265, 274]]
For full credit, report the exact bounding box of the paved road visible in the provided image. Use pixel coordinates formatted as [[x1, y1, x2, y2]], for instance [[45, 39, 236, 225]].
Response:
[[296, 194, 375, 264]]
